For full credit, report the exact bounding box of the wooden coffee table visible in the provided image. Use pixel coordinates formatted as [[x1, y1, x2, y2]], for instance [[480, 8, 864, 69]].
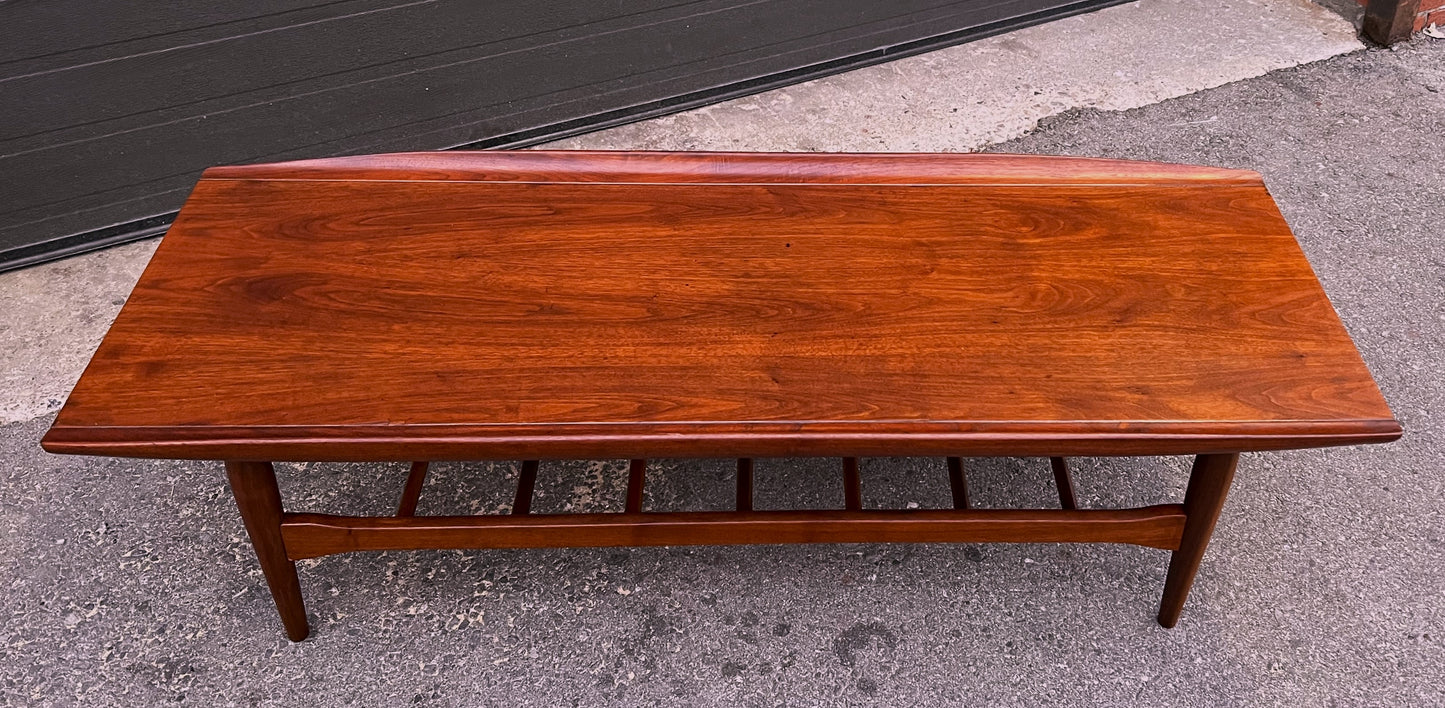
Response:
[[41, 151, 1400, 641]]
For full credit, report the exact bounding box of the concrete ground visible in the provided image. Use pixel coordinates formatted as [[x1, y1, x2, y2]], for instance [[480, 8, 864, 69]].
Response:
[[2, 1, 1442, 705]]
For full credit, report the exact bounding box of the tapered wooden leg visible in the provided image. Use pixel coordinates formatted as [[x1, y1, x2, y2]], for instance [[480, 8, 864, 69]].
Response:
[[1157, 453, 1238, 628], [225, 461, 310, 641]]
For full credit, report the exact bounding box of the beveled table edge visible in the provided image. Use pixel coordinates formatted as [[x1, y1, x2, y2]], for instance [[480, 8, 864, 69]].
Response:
[[198, 150, 1265, 186], [41, 418, 1402, 461]]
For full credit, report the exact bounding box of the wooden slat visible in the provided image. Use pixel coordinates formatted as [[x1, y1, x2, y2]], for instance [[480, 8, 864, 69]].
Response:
[[280, 505, 1189, 560], [843, 457, 862, 511], [512, 460, 539, 515], [1050, 456, 1078, 510], [395, 461, 429, 517], [736, 458, 754, 512], [626, 459, 646, 514], [946, 456, 970, 509]]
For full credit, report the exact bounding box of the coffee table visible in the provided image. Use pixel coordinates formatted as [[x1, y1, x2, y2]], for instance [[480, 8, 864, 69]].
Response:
[[41, 151, 1400, 641]]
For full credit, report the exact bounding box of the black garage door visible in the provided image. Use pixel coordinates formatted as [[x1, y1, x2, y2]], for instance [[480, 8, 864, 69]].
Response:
[[0, 0, 1122, 271]]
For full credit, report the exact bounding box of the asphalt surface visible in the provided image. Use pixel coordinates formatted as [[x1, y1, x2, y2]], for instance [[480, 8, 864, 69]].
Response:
[[2, 39, 1442, 707]]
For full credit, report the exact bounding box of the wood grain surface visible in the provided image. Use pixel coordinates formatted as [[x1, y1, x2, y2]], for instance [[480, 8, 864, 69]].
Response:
[[42, 151, 1400, 461]]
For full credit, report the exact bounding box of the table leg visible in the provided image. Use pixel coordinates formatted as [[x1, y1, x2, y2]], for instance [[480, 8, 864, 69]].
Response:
[[225, 461, 310, 641], [1157, 453, 1238, 628]]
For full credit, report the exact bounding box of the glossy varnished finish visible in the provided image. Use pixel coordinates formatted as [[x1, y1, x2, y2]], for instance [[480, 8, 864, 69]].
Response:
[[41, 151, 1399, 460], [38, 152, 1402, 637]]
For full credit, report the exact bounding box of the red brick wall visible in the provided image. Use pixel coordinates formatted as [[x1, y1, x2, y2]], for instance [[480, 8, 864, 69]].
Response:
[[1420, 0, 1445, 30]]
